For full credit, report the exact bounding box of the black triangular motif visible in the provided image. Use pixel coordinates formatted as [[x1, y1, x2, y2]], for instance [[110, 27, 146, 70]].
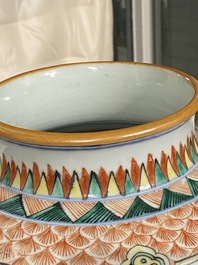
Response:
[[123, 196, 158, 219], [68, 171, 82, 198], [0, 194, 26, 216], [186, 177, 198, 197], [27, 203, 72, 223], [88, 171, 102, 198], [154, 160, 168, 186], [190, 140, 198, 163], [2, 163, 10, 186], [75, 202, 121, 223], [124, 170, 136, 194], [160, 189, 193, 210]]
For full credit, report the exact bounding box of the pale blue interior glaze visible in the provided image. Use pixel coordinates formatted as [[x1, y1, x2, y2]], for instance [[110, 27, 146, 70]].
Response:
[[0, 63, 195, 131]]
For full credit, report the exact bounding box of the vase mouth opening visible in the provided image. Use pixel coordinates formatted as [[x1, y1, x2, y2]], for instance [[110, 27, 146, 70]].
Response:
[[0, 62, 198, 146]]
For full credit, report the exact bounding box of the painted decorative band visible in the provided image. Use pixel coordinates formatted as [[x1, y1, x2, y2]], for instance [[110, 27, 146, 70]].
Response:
[[0, 165, 198, 225], [0, 134, 198, 200]]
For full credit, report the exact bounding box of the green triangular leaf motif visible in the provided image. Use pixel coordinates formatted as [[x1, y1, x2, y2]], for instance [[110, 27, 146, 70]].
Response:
[[123, 196, 158, 219], [75, 202, 121, 224], [124, 171, 135, 194], [190, 144, 198, 163], [88, 172, 102, 198], [2, 164, 10, 186], [0, 195, 26, 216], [186, 177, 198, 197], [51, 171, 64, 198], [176, 153, 187, 175], [160, 189, 193, 210], [28, 203, 72, 223], [23, 171, 33, 193], [155, 160, 167, 186]]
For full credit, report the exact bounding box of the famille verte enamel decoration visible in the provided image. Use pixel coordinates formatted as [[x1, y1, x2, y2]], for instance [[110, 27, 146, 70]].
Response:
[[0, 62, 198, 265]]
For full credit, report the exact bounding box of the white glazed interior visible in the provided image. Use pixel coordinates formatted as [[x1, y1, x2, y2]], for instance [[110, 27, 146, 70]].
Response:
[[0, 63, 195, 131]]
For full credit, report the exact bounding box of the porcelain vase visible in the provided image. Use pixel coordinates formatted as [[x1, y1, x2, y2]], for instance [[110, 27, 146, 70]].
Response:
[[0, 62, 198, 265]]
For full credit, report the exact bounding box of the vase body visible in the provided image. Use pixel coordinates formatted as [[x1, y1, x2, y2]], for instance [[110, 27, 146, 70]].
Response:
[[0, 62, 198, 265]]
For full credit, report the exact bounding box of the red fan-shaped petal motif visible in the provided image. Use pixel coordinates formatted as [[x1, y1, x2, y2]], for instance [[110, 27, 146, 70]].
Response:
[[176, 230, 198, 248], [33, 228, 60, 247], [143, 214, 167, 225], [0, 228, 6, 241], [0, 241, 17, 263], [169, 204, 192, 219], [66, 231, 92, 249], [184, 219, 198, 233], [101, 227, 128, 243], [106, 244, 128, 263], [192, 199, 198, 207], [69, 250, 97, 265], [191, 205, 198, 218], [13, 236, 43, 255], [150, 238, 173, 254], [133, 223, 158, 235], [155, 227, 180, 242], [162, 216, 186, 230], [80, 225, 109, 239], [26, 247, 58, 265], [51, 225, 78, 237], [21, 222, 49, 235], [12, 257, 29, 265], [88, 238, 117, 258], [6, 223, 25, 240], [0, 215, 19, 228], [168, 242, 191, 260], [49, 238, 80, 260], [122, 231, 151, 248], [114, 222, 139, 231]]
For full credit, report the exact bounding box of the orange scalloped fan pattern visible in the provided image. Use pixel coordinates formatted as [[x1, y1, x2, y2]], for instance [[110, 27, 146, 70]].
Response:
[[0, 196, 197, 264]]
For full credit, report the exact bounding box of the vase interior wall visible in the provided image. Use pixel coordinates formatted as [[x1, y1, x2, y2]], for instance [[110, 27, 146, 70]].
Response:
[[0, 64, 194, 132]]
